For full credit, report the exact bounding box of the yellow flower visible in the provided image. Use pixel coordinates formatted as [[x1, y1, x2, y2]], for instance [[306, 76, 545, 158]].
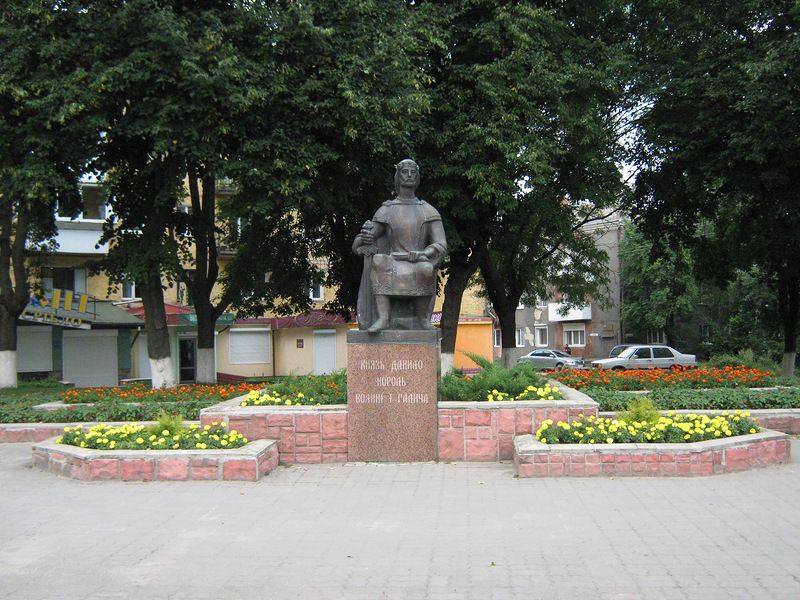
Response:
[[162, 430, 170, 436], [285, 399, 293, 406], [606, 437, 613, 444], [136, 437, 144, 444]]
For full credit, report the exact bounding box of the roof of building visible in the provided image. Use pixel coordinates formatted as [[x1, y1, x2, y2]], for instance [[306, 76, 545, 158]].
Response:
[[20, 299, 144, 329]]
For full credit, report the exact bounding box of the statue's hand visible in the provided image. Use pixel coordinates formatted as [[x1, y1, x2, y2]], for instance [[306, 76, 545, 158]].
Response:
[[359, 231, 375, 246]]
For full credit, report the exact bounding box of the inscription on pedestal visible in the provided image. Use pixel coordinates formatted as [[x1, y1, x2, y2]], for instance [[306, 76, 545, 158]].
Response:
[[347, 333, 439, 462]]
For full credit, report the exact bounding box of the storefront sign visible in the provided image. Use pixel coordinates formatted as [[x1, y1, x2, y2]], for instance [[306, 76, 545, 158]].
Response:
[[20, 309, 90, 329]]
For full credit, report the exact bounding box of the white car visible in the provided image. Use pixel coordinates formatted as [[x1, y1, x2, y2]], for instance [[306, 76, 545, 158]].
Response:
[[517, 349, 584, 370], [590, 345, 696, 370]]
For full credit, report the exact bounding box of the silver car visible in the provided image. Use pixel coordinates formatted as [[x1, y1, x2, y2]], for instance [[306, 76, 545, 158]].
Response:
[[591, 345, 696, 370], [517, 349, 584, 371]]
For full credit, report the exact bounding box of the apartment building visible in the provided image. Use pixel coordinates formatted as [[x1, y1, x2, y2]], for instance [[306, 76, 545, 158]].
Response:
[[17, 182, 493, 386], [494, 214, 625, 363]]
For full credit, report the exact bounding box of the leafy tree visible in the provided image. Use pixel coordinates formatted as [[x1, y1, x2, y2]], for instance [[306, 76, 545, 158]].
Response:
[[707, 268, 785, 362], [0, 1, 97, 387], [409, 1, 629, 368], [84, 0, 430, 385], [630, 0, 800, 375], [619, 222, 700, 345]]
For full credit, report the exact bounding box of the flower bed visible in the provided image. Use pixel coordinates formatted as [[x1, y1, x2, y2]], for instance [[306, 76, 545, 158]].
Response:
[[237, 382, 563, 407], [514, 430, 791, 477], [57, 422, 247, 451], [32, 437, 278, 482], [200, 382, 598, 463], [535, 411, 760, 445], [63, 382, 264, 404], [554, 365, 774, 390]]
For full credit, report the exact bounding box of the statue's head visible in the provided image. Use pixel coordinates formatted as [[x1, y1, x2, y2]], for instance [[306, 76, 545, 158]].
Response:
[[394, 159, 420, 194]]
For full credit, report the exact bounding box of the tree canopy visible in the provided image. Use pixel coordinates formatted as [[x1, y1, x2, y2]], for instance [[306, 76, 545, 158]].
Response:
[[630, 0, 800, 374]]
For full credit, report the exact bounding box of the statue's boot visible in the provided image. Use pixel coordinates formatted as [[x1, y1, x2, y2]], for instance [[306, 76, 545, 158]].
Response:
[[367, 318, 390, 333], [368, 296, 391, 333]]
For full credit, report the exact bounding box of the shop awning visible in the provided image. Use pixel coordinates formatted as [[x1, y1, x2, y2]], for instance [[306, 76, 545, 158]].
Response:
[[20, 299, 144, 330]]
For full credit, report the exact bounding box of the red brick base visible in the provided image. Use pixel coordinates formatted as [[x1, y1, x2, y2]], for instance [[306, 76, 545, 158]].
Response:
[[514, 430, 791, 477], [31, 439, 278, 482]]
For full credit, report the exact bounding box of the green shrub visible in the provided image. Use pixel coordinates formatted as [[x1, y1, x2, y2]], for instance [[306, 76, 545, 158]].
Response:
[[438, 353, 545, 402], [707, 348, 777, 373], [587, 387, 800, 412], [617, 397, 661, 424], [145, 410, 184, 437]]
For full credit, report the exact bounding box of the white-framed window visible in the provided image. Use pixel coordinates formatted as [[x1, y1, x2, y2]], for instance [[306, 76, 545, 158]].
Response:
[[516, 328, 525, 348], [228, 328, 270, 364], [535, 326, 548, 347], [493, 329, 501, 347], [121, 280, 138, 300], [536, 296, 548, 308], [563, 323, 586, 347], [647, 330, 666, 344], [309, 283, 324, 301], [58, 185, 107, 221], [41, 267, 87, 296]]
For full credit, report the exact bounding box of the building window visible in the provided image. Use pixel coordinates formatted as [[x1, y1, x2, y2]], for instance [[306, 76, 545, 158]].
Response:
[[516, 328, 525, 348], [229, 329, 270, 364], [563, 323, 586, 347], [493, 329, 501, 348], [59, 185, 107, 221], [309, 284, 324, 302], [647, 330, 666, 344], [41, 267, 87, 295], [536, 296, 548, 308], [535, 326, 548, 347], [121, 280, 138, 300]]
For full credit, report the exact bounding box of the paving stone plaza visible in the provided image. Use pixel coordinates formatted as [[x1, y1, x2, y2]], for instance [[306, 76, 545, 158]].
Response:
[[1, 440, 799, 599]]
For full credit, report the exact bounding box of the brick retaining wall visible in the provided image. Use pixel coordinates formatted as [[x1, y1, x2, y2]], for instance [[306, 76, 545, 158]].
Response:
[[514, 430, 791, 477], [32, 438, 278, 482]]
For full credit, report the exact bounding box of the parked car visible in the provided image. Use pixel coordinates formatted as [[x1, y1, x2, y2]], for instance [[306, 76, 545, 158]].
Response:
[[517, 349, 585, 371], [609, 344, 637, 358], [591, 345, 697, 370]]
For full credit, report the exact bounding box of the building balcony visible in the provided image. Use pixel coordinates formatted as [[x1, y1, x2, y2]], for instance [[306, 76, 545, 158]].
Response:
[[547, 303, 592, 322], [53, 220, 108, 255]]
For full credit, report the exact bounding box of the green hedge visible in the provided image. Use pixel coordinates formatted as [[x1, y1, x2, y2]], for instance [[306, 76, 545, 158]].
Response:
[[587, 387, 800, 412], [0, 400, 213, 424]]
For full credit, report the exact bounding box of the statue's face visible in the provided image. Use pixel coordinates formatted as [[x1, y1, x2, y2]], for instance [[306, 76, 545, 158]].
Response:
[[398, 163, 418, 188]]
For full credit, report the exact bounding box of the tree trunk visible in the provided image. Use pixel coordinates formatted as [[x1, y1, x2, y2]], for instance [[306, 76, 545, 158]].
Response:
[[440, 248, 481, 375], [139, 276, 176, 388], [777, 274, 799, 378], [186, 174, 220, 384], [194, 306, 217, 383], [0, 311, 17, 388], [497, 304, 519, 369], [479, 251, 523, 369]]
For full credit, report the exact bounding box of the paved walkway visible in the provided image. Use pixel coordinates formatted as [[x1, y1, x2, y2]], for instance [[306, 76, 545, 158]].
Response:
[[1, 441, 799, 600]]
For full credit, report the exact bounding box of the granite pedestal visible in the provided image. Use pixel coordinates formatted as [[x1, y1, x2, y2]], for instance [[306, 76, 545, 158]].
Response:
[[347, 330, 440, 462]]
